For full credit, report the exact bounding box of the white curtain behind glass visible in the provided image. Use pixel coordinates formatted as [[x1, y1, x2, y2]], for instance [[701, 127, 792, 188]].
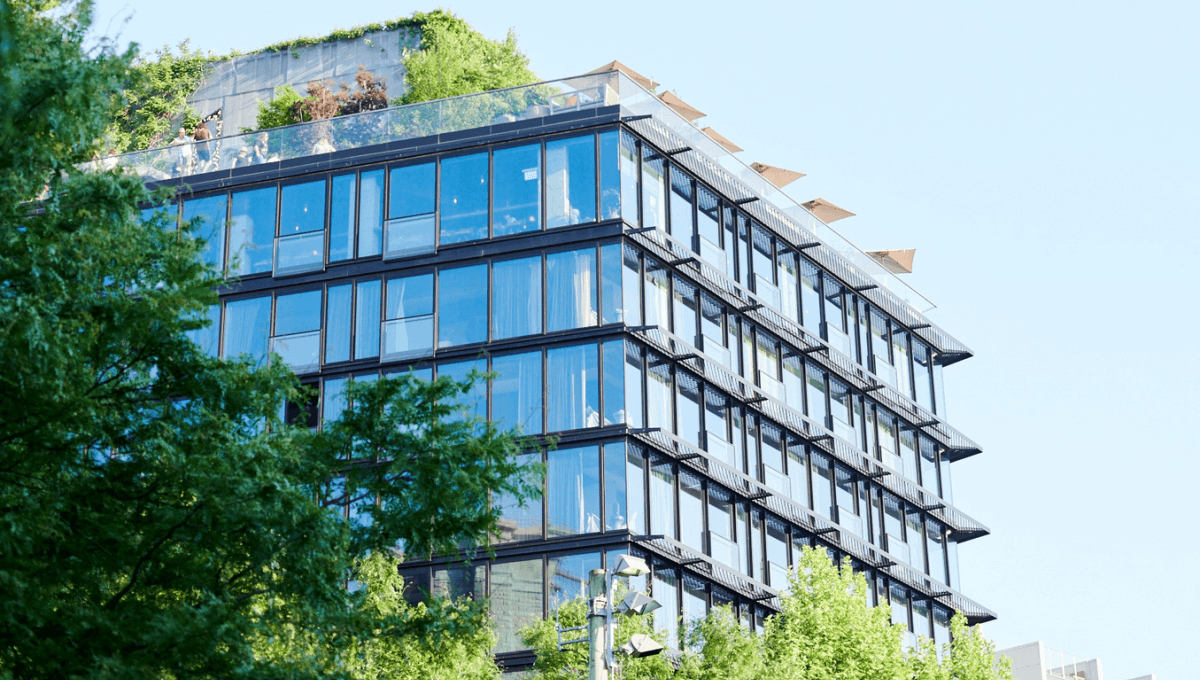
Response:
[[547, 249, 596, 332], [493, 257, 542, 339]]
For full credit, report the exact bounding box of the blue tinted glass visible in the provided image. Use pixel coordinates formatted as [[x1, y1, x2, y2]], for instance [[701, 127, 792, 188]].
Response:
[[599, 131, 621, 221], [280, 180, 325, 235], [642, 152, 666, 231], [274, 290, 321, 335], [182, 194, 227, 270], [547, 344, 598, 432], [322, 377, 347, 423], [492, 351, 542, 434], [603, 340, 624, 426], [223, 296, 271, 363], [325, 284, 352, 363], [386, 274, 434, 319], [355, 280, 381, 359], [437, 265, 487, 346], [185, 304, 221, 356], [548, 551, 602, 608], [439, 153, 488, 244], [229, 187, 276, 275], [358, 169, 384, 257], [389, 162, 435, 218], [603, 442, 626, 531], [492, 256, 542, 340], [618, 132, 638, 225], [493, 144, 541, 236], [329, 174, 355, 262], [548, 447, 600, 537], [547, 135, 596, 228], [439, 358, 486, 422], [547, 248, 597, 332], [600, 243, 623, 325]]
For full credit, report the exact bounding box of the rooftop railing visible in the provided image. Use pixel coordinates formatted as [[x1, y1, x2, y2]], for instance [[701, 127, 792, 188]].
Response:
[[106, 69, 941, 322]]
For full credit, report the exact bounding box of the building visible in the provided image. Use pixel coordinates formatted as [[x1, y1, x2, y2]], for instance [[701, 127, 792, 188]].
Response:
[[114, 41, 995, 671], [999, 641, 1157, 680]]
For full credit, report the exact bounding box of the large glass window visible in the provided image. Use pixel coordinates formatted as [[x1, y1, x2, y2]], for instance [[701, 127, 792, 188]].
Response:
[[437, 265, 487, 347], [625, 445, 647, 534], [653, 567, 679, 646], [325, 284, 351, 363], [602, 340, 624, 426], [676, 371, 702, 448], [777, 248, 799, 323], [800, 257, 821, 334], [604, 442, 628, 531], [696, 188, 721, 267], [276, 180, 326, 275], [679, 470, 705, 553], [354, 280, 381, 359], [830, 379, 854, 443], [669, 166, 694, 245], [223, 296, 271, 364], [707, 487, 738, 570], [600, 130, 622, 221], [806, 364, 828, 427], [493, 144, 541, 236], [547, 248, 597, 332], [547, 344, 599, 431], [491, 558, 543, 653], [386, 162, 436, 258], [787, 442, 809, 508], [384, 274, 434, 358], [439, 358, 486, 422], [600, 243, 623, 325], [493, 451, 543, 543], [272, 289, 321, 373], [624, 344, 644, 428], [182, 194, 227, 270], [357, 169, 385, 257], [492, 256, 543, 340], [642, 148, 666, 231], [927, 518, 948, 584], [548, 446, 601, 536], [547, 135, 596, 228], [672, 277, 699, 346], [646, 356, 672, 434], [912, 340, 934, 412], [329, 174, 355, 262], [893, 330, 912, 398], [492, 351, 542, 434], [548, 551, 602, 609], [229, 186, 276, 275], [644, 259, 669, 329], [705, 389, 733, 466], [834, 465, 862, 536], [812, 453, 834, 519], [439, 153, 488, 244], [906, 510, 926, 573], [622, 246, 642, 326], [650, 456, 675, 539], [920, 436, 940, 495], [185, 305, 221, 357]]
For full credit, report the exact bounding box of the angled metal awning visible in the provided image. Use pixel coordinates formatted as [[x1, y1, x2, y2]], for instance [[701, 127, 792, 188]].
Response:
[[587, 60, 659, 90], [702, 127, 743, 153], [750, 162, 806, 188], [657, 91, 705, 122], [866, 248, 916, 274], [802, 197, 855, 223]]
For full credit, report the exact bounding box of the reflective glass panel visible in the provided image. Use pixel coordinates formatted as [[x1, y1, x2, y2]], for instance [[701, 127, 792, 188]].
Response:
[[182, 194, 227, 270], [437, 265, 487, 347], [602, 340, 625, 426], [650, 457, 675, 539], [546, 135, 595, 228], [669, 166, 694, 244], [439, 358, 486, 422], [652, 567, 679, 645], [229, 187, 276, 275], [329, 174, 355, 262], [619, 132, 639, 225], [385, 273, 434, 358], [679, 470, 704, 552], [492, 351, 543, 434], [626, 445, 647, 534], [604, 442, 627, 531], [357, 169, 384, 257], [493, 144, 541, 235], [275, 290, 321, 336], [547, 344, 599, 431], [324, 284, 352, 363], [599, 131, 621, 220], [493, 451, 543, 543], [223, 296, 271, 363], [492, 256, 543, 339], [439, 153, 488, 244], [642, 150, 666, 231], [547, 248, 597, 332], [548, 551, 601, 608], [354, 280, 381, 359], [548, 446, 601, 536], [600, 243, 623, 325], [491, 559, 543, 653], [389, 162, 435, 218], [280, 180, 325, 235], [185, 304, 221, 357]]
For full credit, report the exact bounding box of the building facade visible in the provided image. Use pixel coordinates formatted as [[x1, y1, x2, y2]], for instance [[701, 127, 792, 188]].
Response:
[[998, 641, 1157, 680], [121, 70, 994, 669]]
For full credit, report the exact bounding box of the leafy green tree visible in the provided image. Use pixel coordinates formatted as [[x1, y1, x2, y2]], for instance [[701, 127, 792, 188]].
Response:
[[252, 84, 305, 131], [106, 40, 208, 152], [763, 546, 908, 680], [399, 10, 539, 105], [0, 3, 540, 678], [676, 605, 763, 680]]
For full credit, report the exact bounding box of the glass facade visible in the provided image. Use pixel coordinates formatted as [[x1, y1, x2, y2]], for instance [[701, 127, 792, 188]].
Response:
[[175, 114, 988, 658]]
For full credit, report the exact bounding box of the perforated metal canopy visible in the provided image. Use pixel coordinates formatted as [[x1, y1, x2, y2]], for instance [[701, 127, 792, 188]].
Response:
[[802, 198, 856, 223]]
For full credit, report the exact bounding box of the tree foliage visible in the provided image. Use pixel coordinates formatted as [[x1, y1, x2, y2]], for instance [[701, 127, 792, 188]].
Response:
[[523, 548, 1013, 680], [399, 10, 539, 105], [0, 4, 540, 678], [105, 40, 208, 153]]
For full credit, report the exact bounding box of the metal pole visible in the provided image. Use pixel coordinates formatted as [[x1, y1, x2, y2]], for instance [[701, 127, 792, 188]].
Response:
[[587, 568, 609, 680]]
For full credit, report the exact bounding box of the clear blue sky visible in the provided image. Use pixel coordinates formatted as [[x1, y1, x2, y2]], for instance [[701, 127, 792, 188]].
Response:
[[89, 1, 1199, 678]]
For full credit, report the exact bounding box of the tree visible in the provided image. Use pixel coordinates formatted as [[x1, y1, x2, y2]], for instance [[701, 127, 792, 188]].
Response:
[[0, 3, 540, 678], [105, 41, 208, 153], [399, 10, 539, 105], [676, 605, 763, 680]]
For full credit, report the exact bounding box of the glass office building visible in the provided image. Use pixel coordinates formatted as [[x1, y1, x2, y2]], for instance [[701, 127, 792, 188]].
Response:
[[124, 70, 994, 667]]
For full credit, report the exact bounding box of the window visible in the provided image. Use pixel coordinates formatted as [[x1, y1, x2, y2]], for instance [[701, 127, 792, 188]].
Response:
[[672, 277, 699, 346], [439, 153, 488, 244], [604, 442, 628, 531], [602, 340, 624, 426], [642, 148, 666, 231], [547, 344, 599, 431], [386, 162, 436, 258], [752, 226, 779, 309], [877, 411, 900, 472], [354, 280, 381, 359], [812, 453, 834, 519], [806, 363, 828, 426], [437, 265, 487, 347], [275, 180, 326, 275], [800, 257, 821, 334], [223, 296, 271, 364], [927, 518, 948, 584], [700, 294, 729, 367], [906, 510, 926, 573], [548, 446, 601, 536], [493, 143, 541, 236], [676, 371, 702, 448], [491, 351, 543, 434], [618, 131, 639, 225], [548, 551, 602, 608], [322, 377, 348, 423], [546, 135, 596, 228], [329, 173, 355, 262], [384, 274, 434, 358], [697, 187, 721, 267], [439, 359, 486, 422], [705, 389, 733, 466], [890, 583, 912, 640], [652, 567, 679, 645], [547, 248, 597, 332], [834, 465, 862, 536], [679, 470, 705, 553], [913, 340, 935, 412], [649, 456, 675, 539], [624, 445, 647, 534], [643, 259, 670, 329], [491, 559, 543, 653], [182, 194, 227, 270], [669, 166, 694, 246], [884, 494, 908, 562], [893, 330, 912, 397], [899, 427, 919, 482], [777, 248, 799, 323], [870, 310, 895, 385], [492, 256, 543, 340], [624, 344, 644, 428], [600, 243, 624, 325], [272, 289, 322, 373], [920, 436, 940, 495], [646, 356, 672, 434], [229, 186, 276, 276], [830, 379, 854, 443], [708, 486, 738, 570], [324, 284, 352, 363], [185, 305, 221, 357], [357, 169, 385, 257], [622, 245, 642, 326], [493, 451, 543, 543], [599, 131, 621, 220], [787, 442, 809, 507]]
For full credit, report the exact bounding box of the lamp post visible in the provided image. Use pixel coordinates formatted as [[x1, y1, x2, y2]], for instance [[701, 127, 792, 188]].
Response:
[[558, 554, 663, 680]]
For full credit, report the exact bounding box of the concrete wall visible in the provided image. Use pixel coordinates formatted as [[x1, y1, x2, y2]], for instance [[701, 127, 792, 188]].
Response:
[[188, 27, 419, 136]]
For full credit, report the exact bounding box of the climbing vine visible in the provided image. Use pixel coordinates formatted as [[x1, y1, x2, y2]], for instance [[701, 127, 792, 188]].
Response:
[[105, 41, 207, 153]]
